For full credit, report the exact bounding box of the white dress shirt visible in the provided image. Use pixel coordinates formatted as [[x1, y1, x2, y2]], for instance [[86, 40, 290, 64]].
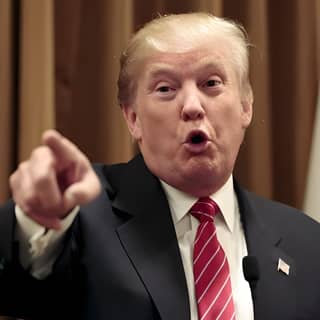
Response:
[[160, 175, 254, 320], [15, 175, 253, 319], [15, 205, 78, 279]]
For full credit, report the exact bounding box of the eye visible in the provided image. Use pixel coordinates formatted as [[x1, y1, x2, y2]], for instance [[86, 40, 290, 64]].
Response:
[[156, 86, 171, 93], [154, 84, 177, 99], [205, 79, 222, 87]]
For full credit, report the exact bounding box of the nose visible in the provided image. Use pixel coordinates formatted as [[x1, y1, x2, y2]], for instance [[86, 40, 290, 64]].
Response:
[[180, 86, 205, 121]]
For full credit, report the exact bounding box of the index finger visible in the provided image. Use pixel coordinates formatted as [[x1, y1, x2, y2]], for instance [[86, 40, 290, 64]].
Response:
[[42, 130, 88, 171]]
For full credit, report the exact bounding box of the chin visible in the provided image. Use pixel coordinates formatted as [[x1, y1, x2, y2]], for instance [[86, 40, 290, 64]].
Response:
[[182, 164, 216, 184], [181, 160, 229, 192], [187, 169, 216, 184], [186, 156, 217, 174]]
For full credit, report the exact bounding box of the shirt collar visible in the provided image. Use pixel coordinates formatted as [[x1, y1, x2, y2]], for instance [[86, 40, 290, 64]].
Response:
[[160, 175, 235, 232]]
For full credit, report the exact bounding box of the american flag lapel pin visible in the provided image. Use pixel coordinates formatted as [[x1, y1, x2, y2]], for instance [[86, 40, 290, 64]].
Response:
[[277, 258, 290, 275]]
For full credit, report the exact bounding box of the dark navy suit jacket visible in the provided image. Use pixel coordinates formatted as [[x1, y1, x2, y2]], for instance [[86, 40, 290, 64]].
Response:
[[1, 154, 320, 319]]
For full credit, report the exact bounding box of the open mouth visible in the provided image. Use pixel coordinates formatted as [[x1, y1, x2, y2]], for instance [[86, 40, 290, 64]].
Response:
[[186, 130, 209, 145], [191, 134, 205, 144]]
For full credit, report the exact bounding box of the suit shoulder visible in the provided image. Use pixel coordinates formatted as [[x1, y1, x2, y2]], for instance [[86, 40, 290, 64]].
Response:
[[91, 162, 128, 196], [242, 188, 320, 234], [91, 156, 140, 184], [91, 154, 147, 197], [243, 189, 300, 215]]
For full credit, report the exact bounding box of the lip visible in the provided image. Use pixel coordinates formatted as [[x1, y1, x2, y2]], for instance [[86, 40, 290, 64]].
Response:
[[183, 129, 211, 154]]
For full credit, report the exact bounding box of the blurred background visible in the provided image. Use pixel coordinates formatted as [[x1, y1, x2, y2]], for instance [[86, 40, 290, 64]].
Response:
[[0, 0, 319, 219]]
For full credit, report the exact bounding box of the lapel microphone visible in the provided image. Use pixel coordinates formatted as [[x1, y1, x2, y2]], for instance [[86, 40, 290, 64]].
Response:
[[242, 256, 260, 291]]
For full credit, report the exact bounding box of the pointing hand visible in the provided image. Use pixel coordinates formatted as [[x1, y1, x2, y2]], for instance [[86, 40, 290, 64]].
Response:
[[10, 130, 101, 229]]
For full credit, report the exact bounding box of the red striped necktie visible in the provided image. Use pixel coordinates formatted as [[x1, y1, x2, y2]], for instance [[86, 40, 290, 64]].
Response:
[[190, 197, 236, 320]]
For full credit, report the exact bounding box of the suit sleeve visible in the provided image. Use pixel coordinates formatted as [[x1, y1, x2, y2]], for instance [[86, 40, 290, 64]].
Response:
[[0, 200, 84, 320]]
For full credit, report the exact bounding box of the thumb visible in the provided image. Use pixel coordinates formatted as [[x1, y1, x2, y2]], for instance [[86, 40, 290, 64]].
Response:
[[63, 172, 102, 208]]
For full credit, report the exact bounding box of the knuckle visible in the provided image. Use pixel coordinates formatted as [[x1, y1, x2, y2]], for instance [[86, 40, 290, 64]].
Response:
[[30, 148, 41, 161], [9, 163, 28, 191], [31, 146, 55, 165], [43, 154, 56, 169], [17, 161, 29, 173], [23, 191, 38, 208], [30, 146, 46, 158], [35, 170, 51, 185]]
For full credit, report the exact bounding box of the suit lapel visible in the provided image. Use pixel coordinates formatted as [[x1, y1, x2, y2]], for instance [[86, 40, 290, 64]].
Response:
[[105, 155, 190, 320], [236, 184, 297, 320]]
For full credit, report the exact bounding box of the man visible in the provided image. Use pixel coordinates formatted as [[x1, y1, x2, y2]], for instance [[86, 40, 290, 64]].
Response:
[[1, 12, 320, 320]]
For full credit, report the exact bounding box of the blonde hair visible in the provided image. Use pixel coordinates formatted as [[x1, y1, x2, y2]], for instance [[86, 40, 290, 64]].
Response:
[[118, 12, 253, 106]]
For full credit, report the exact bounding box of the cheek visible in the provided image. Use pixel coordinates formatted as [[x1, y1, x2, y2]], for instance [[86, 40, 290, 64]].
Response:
[[140, 103, 176, 133], [213, 102, 245, 142], [139, 113, 180, 155], [223, 97, 244, 123], [138, 112, 164, 146]]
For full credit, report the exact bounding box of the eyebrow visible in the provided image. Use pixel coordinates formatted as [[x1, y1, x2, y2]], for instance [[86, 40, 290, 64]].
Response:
[[147, 65, 178, 80], [147, 60, 227, 80]]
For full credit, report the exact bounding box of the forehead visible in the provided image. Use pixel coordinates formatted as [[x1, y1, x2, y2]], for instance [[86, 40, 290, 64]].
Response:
[[139, 44, 236, 81]]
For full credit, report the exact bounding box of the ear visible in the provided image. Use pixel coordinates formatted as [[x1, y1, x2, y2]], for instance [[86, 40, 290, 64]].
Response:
[[240, 85, 253, 129], [121, 104, 142, 140], [241, 98, 253, 129]]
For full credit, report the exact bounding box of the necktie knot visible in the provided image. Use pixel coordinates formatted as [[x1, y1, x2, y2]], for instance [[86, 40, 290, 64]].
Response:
[[190, 197, 219, 223]]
